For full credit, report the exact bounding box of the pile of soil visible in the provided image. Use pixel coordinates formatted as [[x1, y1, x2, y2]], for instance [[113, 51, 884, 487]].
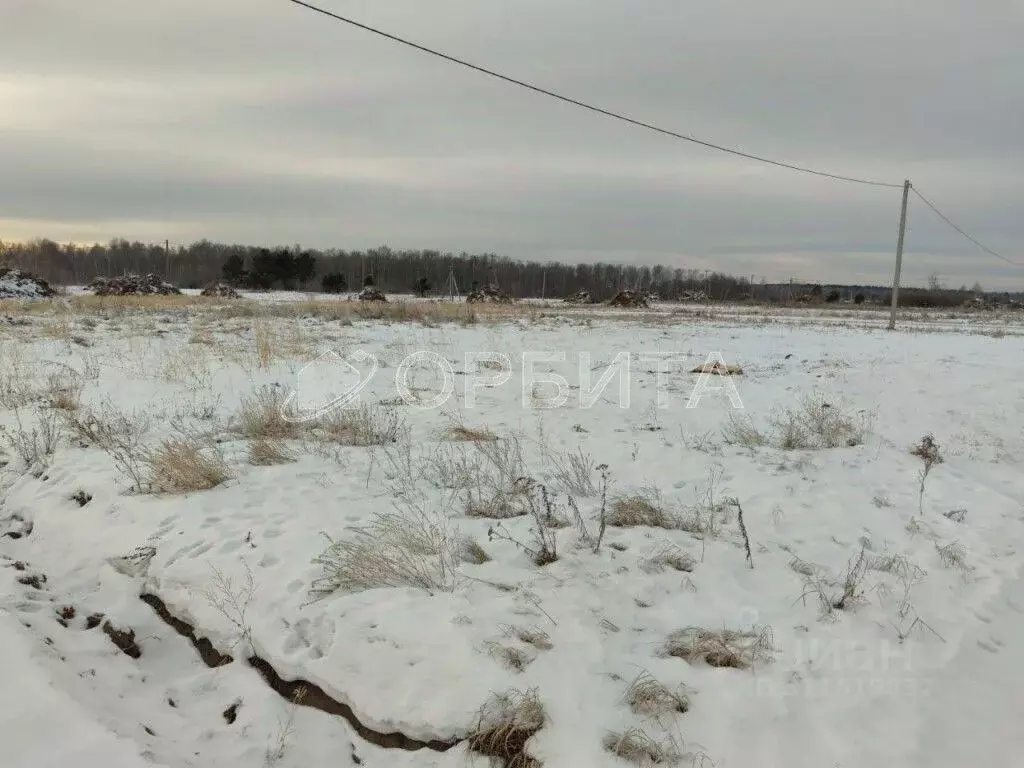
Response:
[[88, 273, 181, 296], [563, 289, 594, 304], [200, 282, 241, 298], [358, 286, 387, 302], [466, 284, 512, 304], [607, 290, 649, 308], [0, 267, 56, 298]]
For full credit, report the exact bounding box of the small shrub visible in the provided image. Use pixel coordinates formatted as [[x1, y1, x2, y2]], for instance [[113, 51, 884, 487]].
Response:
[[545, 445, 598, 496], [63, 403, 152, 491], [3, 406, 61, 469], [487, 482, 560, 566]]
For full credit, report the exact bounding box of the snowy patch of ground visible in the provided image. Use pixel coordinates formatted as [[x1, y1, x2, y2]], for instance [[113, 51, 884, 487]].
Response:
[[1, 296, 1023, 768]]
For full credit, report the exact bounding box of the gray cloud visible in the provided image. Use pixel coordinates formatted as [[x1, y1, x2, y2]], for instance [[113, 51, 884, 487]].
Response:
[[2, 0, 1023, 288]]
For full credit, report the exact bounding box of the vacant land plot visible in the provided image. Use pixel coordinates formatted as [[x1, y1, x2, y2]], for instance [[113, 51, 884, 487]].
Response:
[[1, 295, 1023, 768]]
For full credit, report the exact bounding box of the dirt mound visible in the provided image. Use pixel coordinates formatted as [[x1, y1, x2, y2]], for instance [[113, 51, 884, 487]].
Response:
[[358, 286, 387, 302], [679, 290, 708, 302], [89, 273, 181, 296], [0, 267, 56, 298], [200, 282, 241, 298], [691, 361, 743, 376], [563, 289, 594, 304], [467, 284, 512, 304], [607, 290, 649, 308]]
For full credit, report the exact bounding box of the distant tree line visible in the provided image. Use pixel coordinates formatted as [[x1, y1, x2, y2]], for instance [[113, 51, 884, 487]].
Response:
[[0, 237, 1011, 304], [0, 238, 755, 300]]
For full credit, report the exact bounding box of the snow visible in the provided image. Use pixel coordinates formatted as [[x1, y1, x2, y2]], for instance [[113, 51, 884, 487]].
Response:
[[0, 270, 51, 299], [1, 297, 1024, 768]]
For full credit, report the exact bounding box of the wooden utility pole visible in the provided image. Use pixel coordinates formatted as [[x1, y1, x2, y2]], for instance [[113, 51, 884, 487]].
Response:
[[164, 239, 170, 277], [888, 179, 912, 331]]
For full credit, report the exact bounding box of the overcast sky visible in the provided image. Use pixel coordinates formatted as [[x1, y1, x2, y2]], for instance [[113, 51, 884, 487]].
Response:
[[2, 0, 1023, 287]]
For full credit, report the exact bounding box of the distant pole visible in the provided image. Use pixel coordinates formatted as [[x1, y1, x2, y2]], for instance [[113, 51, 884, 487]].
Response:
[[164, 239, 170, 276], [888, 179, 912, 331], [541, 268, 547, 299]]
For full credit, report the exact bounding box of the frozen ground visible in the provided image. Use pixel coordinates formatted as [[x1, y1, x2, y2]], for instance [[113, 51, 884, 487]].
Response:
[[1, 295, 1022, 768]]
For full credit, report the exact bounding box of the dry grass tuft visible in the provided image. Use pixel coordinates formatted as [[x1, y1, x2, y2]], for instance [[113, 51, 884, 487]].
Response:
[[457, 536, 492, 565], [467, 688, 545, 768], [911, 434, 943, 464], [608, 494, 676, 529], [316, 404, 404, 446], [146, 438, 231, 494], [485, 642, 534, 673], [723, 396, 870, 450], [603, 728, 684, 766], [663, 625, 775, 669], [501, 624, 553, 651], [624, 671, 690, 716], [445, 424, 497, 442], [2, 406, 62, 469], [309, 502, 458, 598], [248, 438, 297, 466], [935, 540, 968, 571], [42, 371, 82, 412], [237, 386, 299, 440], [866, 552, 925, 582], [640, 543, 697, 574], [62, 402, 152, 491]]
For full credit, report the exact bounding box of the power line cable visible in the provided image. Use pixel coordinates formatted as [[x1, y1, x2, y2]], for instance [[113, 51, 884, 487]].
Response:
[[911, 187, 1023, 267], [286, 0, 903, 189]]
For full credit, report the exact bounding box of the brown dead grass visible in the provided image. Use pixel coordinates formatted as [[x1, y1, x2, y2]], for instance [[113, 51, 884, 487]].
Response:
[[623, 671, 690, 716], [501, 624, 553, 651], [663, 625, 775, 669], [467, 688, 545, 768], [146, 438, 231, 494], [603, 728, 684, 766], [248, 438, 297, 466], [445, 424, 498, 442], [236, 386, 300, 440], [608, 495, 676, 529], [690, 361, 743, 375]]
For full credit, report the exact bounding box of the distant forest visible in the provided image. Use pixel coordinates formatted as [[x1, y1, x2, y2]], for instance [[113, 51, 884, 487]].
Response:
[[0, 237, 755, 300], [0, 237, 1012, 305]]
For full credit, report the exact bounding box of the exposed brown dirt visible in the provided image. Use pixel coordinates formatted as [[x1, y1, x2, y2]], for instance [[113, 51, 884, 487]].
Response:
[[102, 621, 142, 659], [139, 592, 462, 753]]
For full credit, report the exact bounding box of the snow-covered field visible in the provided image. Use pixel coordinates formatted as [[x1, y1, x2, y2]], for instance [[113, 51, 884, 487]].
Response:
[[1, 294, 1023, 768]]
